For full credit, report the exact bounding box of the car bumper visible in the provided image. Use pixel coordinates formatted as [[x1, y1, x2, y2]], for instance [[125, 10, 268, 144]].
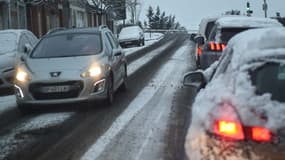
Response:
[[14, 78, 108, 105], [185, 131, 285, 160]]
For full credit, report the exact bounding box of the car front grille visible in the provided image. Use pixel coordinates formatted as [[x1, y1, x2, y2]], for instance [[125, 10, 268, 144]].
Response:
[[29, 81, 84, 100]]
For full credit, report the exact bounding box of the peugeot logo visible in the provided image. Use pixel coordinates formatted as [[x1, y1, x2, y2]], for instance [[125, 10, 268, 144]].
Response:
[[50, 72, 61, 78]]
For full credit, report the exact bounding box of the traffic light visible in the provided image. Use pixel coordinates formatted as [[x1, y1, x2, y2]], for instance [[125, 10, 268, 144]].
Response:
[[246, 1, 253, 16], [246, 2, 250, 10]]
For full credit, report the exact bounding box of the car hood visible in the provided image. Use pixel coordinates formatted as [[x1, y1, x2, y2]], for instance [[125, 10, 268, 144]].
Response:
[[26, 55, 104, 73], [0, 52, 16, 71]]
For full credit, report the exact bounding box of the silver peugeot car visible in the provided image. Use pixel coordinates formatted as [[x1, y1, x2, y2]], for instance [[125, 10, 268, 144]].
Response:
[[14, 26, 127, 113]]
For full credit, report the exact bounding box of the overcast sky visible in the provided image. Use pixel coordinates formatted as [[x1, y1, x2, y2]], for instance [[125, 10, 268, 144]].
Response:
[[138, 0, 285, 30]]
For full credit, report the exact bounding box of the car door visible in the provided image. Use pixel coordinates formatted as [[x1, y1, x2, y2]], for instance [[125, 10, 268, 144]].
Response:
[[104, 31, 122, 89], [107, 31, 125, 83]]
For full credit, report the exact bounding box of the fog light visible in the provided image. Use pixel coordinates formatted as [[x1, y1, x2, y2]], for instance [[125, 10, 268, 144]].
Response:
[[14, 85, 24, 98], [93, 79, 105, 93]]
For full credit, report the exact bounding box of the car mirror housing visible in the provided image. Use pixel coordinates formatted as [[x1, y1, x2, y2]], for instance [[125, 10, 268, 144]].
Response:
[[183, 71, 206, 89]]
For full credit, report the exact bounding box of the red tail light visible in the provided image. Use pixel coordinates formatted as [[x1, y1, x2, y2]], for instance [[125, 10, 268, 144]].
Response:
[[251, 127, 272, 142], [209, 102, 273, 142], [214, 120, 245, 140], [197, 46, 202, 55], [208, 42, 226, 51]]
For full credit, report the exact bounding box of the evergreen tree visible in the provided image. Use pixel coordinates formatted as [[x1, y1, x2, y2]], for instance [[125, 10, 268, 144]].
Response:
[[153, 6, 161, 29], [146, 6, 154, 28]]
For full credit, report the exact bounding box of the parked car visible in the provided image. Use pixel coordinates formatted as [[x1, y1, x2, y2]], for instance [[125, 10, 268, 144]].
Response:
[[14, 26, 127, 113], [196, 16, 282, 69], [118, 26, 145, 48], [184, 27, 285, 160], [0, 29, 38, 91]]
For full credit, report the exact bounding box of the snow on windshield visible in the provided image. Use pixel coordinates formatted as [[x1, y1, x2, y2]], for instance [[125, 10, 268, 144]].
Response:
[[120, 26, 141, 35], [0, 32, 17, 54]]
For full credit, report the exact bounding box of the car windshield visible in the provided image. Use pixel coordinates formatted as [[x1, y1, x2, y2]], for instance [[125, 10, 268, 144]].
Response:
[[251, 62, 285, 102], [220, 27, 250, 43], [31, 33, 102, 58], [205, 21, 215, 39], [0, 32, 17, 54]]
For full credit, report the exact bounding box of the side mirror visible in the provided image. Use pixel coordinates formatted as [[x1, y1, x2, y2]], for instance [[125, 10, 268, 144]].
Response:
[[113, 49, 122, 56], [194, 36, 205, 45], [183, 71, 206, 89], [190, 33, 197, 41], [24, 43, 32, 54]]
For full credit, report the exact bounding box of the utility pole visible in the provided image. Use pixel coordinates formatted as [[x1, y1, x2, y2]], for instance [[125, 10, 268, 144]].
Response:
[[263, 0, 268, 18]]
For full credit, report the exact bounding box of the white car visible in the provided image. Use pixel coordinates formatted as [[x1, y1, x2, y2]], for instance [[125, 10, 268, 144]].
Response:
[[0, 29, 38, 91], [184, 27, 285, 160], [118, 26, 145, 48], [14, 27, 127, 113]]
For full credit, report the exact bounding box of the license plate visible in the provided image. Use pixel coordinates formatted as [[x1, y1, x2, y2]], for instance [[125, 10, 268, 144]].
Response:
[[40, 85, 70, 93]]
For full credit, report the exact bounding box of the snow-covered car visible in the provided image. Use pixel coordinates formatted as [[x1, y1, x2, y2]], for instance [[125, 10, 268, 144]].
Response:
[[118, 26, 145, 48], [14, 27, 127, 113], [184, 27, 285, 160], [196, 16, 282, 69], [0, 29, 38, 91]]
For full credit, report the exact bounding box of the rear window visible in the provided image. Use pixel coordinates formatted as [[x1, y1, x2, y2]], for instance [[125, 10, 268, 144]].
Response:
[[31, 33, 102, 58], [251, 63, 285, 102], [220, 27, 250, 43]]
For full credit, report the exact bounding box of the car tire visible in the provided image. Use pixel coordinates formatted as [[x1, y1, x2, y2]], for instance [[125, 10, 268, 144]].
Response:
[[105, 76, 114, 105], [119, 66, 127, 92], [18, 104, 32, 114]]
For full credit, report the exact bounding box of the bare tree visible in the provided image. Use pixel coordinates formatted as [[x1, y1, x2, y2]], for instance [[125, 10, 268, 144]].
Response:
[[126, 0, 141, 24]]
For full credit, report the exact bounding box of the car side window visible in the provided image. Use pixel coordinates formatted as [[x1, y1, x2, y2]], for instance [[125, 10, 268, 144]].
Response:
[[208, 25, 217, 41], [26, 32, 38, 46], [18, 34, 30, 53]]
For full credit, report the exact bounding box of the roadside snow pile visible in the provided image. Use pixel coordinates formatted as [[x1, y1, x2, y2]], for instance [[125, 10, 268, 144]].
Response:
[[144, 32, 164, 41]]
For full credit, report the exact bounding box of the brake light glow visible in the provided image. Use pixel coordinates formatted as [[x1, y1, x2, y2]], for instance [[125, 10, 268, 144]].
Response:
[[208, 42, 226, 51], [197, 46, 202, 55], [214, 120, 245, 140], [252, 127, 271, 142]]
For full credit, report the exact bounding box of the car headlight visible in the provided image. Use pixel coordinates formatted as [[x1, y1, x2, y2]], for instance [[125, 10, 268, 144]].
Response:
[[81, 66, 102, 78], [16, 69, 30, 82]]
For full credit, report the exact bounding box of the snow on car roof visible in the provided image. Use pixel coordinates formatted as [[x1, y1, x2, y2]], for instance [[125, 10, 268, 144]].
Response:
[[0, 29, 27, 38], [216, 16, 282, 28], [226, 27, 285, 69]]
